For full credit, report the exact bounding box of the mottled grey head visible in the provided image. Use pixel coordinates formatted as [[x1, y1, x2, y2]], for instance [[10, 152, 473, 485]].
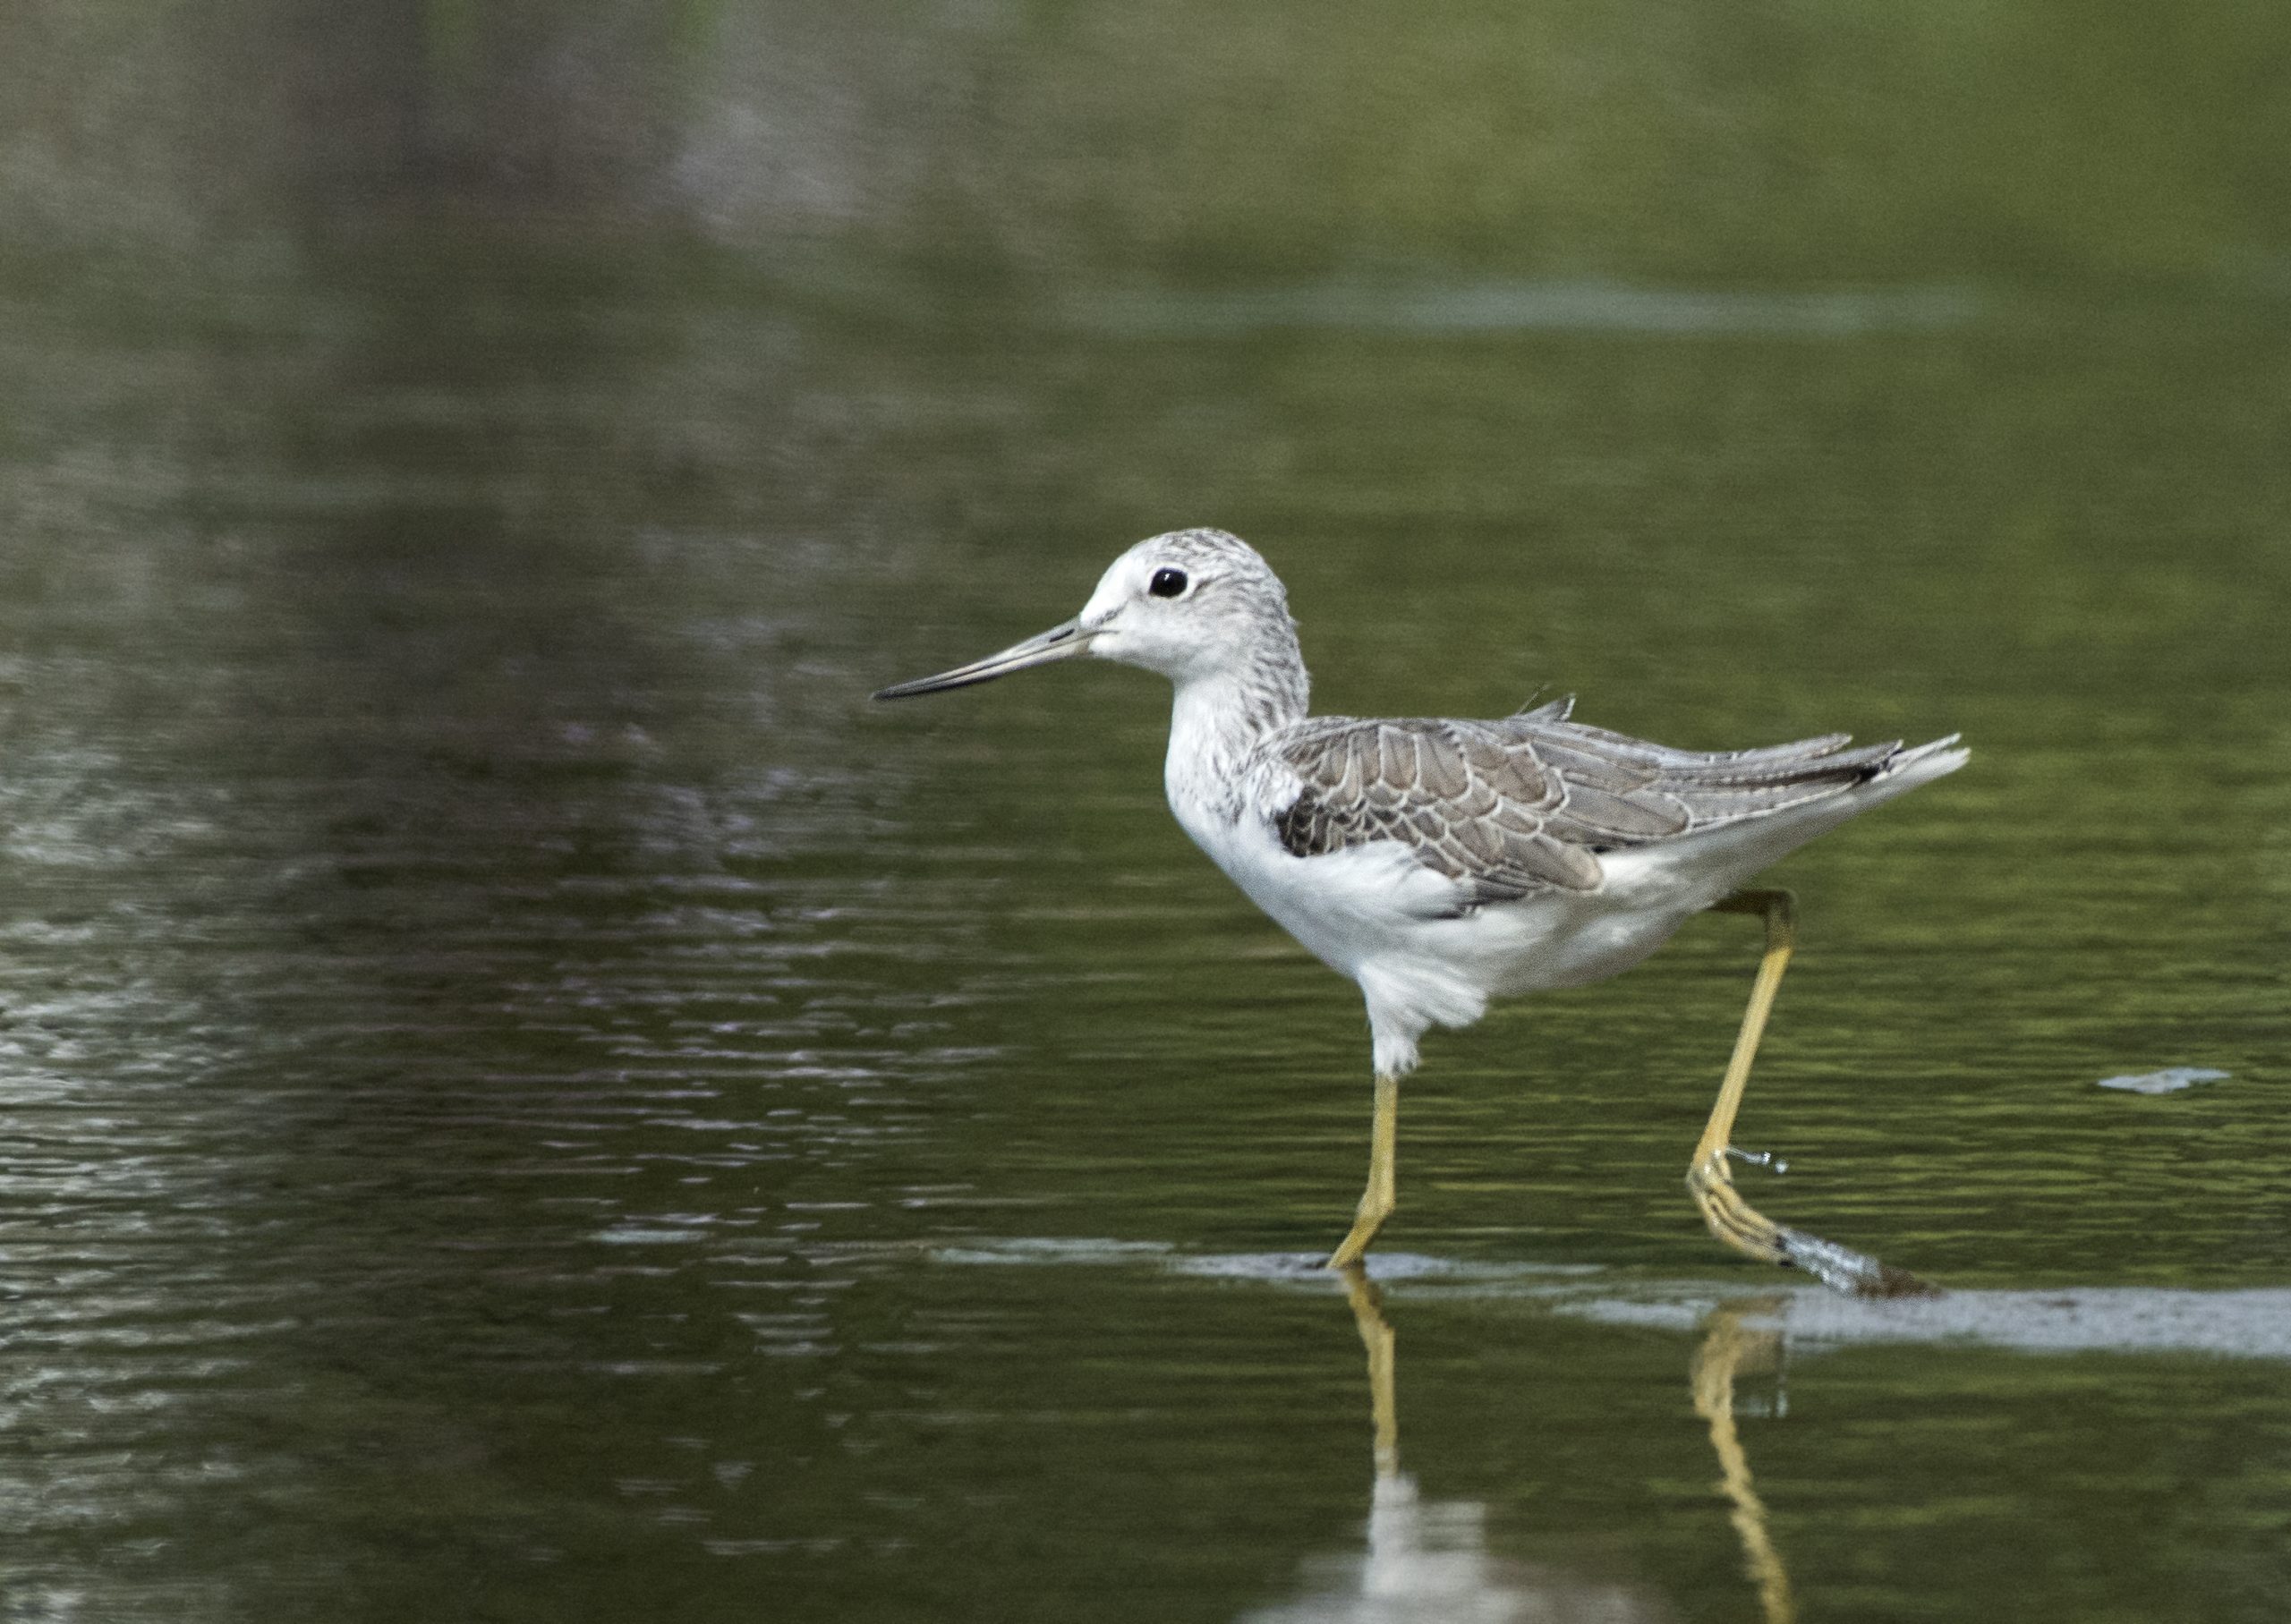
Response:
[[1074, 529, 1299, 685], [873, 528, 1307, 708]]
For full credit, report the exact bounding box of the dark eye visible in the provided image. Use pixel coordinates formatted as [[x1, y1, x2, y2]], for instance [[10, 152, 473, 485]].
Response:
[[1149, 567, 1188, 599]]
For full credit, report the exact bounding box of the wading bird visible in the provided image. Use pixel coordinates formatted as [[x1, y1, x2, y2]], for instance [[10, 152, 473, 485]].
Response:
[[875, 530, 1963, 1295]]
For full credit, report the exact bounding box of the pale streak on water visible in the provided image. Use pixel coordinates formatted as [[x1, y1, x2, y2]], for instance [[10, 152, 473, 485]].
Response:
[[1065, 277, 1982, 338]]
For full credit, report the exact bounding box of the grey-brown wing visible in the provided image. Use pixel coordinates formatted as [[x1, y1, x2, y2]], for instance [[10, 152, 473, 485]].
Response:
[[1270, 696, 1902, 907], [1272, 713, 1604, 899], [1498, 700, 1906, 830]]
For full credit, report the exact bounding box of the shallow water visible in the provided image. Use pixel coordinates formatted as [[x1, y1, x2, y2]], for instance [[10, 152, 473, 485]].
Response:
[[5, 8, 2291, 1621]]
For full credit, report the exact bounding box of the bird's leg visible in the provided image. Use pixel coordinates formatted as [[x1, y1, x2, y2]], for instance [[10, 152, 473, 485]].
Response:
[[1326, 1072, 1398, 1270], [1688, 890, 1936, 1298], [1689, 889, 1796, 1250]]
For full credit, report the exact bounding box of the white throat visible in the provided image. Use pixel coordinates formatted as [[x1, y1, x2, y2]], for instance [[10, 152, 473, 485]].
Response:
[[1163, 663, 1307, 837]]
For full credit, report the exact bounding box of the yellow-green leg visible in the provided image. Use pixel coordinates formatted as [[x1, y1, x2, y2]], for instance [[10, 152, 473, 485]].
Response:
[[1687, 890, 1798, 1265], [1687, 890, 1936, 1298], [1326, 1072, 1398, 1271]]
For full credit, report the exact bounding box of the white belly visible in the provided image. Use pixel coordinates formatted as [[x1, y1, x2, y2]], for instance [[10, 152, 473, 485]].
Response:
[[1179, 806, 1666, 1073], [1171, 790, 1826, 1076]]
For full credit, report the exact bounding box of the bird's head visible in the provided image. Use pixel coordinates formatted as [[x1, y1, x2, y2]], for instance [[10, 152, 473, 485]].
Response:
[[873, 528, 1299, 698]]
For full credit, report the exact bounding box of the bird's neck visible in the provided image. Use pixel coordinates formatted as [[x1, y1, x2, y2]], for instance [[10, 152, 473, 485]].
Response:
[[1163, 628, 1309, 828]]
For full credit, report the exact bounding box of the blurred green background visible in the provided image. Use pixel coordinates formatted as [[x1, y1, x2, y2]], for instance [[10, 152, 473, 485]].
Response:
[[7, 0, 2290, 282]]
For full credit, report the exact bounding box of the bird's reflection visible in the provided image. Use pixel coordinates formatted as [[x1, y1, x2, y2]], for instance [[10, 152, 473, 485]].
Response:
[[1690, 1299, 1795, 1624], [1242, 1272, 1796, 1624]]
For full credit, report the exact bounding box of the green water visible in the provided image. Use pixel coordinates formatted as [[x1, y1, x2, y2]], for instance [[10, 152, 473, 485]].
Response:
[[4, 5, 2290, 1620]]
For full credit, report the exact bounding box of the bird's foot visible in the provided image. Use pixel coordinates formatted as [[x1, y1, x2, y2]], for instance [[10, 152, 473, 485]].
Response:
[[1325, 1186, 1395, 1271], [1324, 1205, 1390, 1271], [1688, 1154, 1937, 1300]]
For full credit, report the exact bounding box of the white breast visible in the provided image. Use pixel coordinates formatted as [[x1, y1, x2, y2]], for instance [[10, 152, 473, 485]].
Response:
[[1160, 679, 1660, 1076]]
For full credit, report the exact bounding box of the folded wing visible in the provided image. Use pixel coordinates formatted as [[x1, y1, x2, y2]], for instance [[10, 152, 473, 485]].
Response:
[[1269, 696, 1903, 906]]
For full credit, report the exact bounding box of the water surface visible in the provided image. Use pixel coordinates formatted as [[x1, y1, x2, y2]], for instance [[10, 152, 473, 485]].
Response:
[[4, 7, 2290, 1621]]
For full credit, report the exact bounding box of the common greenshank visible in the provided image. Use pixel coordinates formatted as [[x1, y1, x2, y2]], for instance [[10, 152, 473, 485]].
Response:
[[876, 530, 1965, 1296]]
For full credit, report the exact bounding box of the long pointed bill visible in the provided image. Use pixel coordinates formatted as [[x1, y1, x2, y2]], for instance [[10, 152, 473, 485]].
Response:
[[872, 618, 1096, 701]]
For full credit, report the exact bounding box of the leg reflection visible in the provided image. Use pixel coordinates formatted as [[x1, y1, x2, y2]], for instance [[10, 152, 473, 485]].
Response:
[[1338, 1263, 1399, 1480], [1691, 1300, 1797, 1624], [1249, 1271, 1704, 1623]]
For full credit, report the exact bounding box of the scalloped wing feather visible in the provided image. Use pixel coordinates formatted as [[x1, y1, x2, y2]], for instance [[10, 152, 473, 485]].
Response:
[[1269, 710, 1908, 906]]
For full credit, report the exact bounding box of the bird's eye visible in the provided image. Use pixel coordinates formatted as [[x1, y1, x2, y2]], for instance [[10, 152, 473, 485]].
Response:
[[1149, 567, 1188, 599]]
